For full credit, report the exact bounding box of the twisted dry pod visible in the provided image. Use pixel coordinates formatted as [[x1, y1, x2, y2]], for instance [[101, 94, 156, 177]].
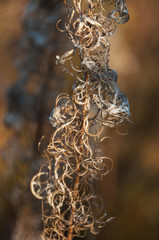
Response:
[[31, 0, 131, 239]]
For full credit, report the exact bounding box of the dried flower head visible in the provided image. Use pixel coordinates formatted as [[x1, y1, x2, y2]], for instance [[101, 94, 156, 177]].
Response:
[[31, 0, 130, 239]]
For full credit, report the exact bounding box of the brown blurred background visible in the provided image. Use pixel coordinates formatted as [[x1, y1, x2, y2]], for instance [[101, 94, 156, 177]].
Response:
[[0, 0, 159, 240]]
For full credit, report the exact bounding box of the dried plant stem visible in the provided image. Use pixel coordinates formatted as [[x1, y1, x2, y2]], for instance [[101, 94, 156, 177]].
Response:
[[67, 73, 89, 240], [31, 1, 131, 239], [67, 166, 80, 240]]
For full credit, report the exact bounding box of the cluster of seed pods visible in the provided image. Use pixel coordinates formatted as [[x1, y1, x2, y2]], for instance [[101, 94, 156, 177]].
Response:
[[31, 0, 130, 239]]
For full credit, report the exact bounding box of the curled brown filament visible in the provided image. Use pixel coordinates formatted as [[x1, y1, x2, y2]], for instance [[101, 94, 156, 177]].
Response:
[[31, 0, 130, 239]]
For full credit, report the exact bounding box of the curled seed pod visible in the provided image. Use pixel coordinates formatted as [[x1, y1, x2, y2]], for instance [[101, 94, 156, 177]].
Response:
[[109, 0, 129, 24]]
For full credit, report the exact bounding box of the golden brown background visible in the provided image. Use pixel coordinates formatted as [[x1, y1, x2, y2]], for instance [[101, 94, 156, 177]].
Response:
[[0, 0, 159, 239]]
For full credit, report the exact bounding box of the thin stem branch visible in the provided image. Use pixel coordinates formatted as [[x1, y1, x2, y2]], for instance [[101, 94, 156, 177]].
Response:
[[67, 73, 89, 240]]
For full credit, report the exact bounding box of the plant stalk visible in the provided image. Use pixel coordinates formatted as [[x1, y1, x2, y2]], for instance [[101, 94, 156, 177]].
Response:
[[67, 73, 89, 240]]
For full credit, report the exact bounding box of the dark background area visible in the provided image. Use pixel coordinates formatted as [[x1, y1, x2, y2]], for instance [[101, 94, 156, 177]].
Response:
[[0, 0, 159, 240]]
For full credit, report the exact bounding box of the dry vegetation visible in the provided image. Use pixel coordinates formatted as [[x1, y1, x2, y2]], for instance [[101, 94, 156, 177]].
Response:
[[0, 0, 159, 240], [31, 1, 130, 239]]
